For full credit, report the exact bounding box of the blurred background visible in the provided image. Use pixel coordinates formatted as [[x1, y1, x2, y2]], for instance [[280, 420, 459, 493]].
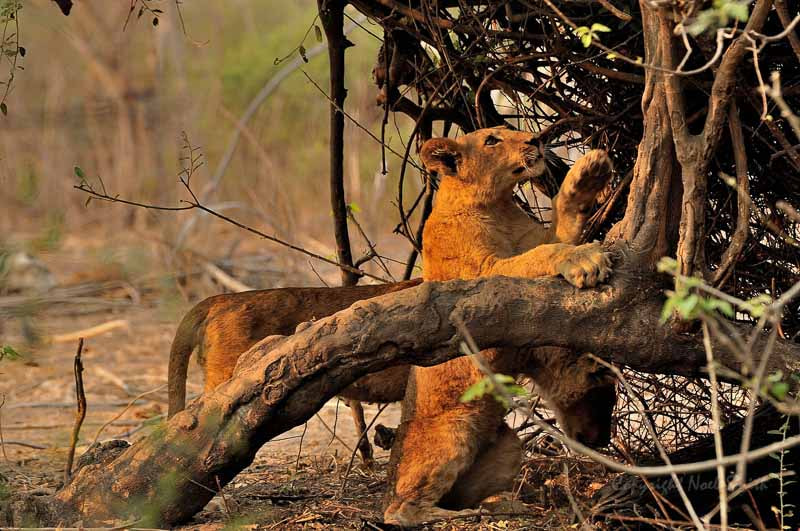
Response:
[[0, 1, 419, 471], [0, 0, 420, 309]]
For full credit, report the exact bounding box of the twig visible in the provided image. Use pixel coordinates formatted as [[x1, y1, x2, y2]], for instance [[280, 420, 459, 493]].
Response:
[[51, 319, 130, 344], [762, 71, 800, 139], [75, 171, 390, 283], [91, 384, 167, 446], [319, 0, 359, 287], [0, 440, 46, 449], [215, 475, 233, 520], [452, 319, 800, 478], [339, 403, 389, 495], [348, 210, 394, 281], [590, 356, 704, 529], [65, 338, 87, 483], [0, 395, 7, 461], [314, 412, 354, 454], [561, 461, 587, 526], [777, 200, 800, 223], [301, 71, 423, 171], [295, 422, 308, 472], [172, 14, 368, 250], [701, 322, 727, 530], [202, 262, 254, 292], [596, 0, 632, 21]]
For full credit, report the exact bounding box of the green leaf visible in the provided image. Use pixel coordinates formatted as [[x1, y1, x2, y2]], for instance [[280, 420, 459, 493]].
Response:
[[591, 23, 612, 32], [767, 371, 784, 383], [314, 25, 323, 42], [574, 26, 590, 37], [460, 379, 490, 403], [744, 294, 772, 317], [348, 202, 361, 214], [770, 381, 789, 401], [724, 1, 749, 21], [74, 165, 86, 180], [504, 383, 528, 397], [676, 293, 700, 319], [580, 33, 592, 48], [1, 345, 20, 361], [660, 296, 677, 323], [703, 298, 734, 317], [606, 52, 618, 60], [656, 256, 678, 273]]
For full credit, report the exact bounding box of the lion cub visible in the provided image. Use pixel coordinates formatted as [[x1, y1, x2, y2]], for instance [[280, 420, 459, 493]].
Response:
[[383, 127, 615, 526], [167, 280, 420, 462]]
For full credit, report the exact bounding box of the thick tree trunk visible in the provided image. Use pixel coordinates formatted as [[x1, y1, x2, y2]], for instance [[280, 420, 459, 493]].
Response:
[[606, 2, 682, 267], [3, 272, 797, 526]]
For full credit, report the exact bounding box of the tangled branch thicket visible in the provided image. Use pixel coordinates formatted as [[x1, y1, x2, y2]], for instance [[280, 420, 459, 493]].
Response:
[[348, 0, 799, 455]]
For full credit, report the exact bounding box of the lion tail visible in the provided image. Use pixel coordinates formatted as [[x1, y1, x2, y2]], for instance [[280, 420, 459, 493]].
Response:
[[167, 301, 209, 418]]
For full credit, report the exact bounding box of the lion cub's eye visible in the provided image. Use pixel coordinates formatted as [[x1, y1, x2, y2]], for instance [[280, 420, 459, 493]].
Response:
[[484, 135, 501, 146]]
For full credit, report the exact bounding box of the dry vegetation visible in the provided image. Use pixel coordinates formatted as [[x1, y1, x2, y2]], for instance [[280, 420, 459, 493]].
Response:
[[0, 1, 429, 528], [0, 0, 799, 529]]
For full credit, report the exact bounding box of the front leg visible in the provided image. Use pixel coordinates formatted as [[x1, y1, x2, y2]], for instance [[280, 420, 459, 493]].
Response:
[[552, 150, 613, 244], [484, 242, 612, 288]]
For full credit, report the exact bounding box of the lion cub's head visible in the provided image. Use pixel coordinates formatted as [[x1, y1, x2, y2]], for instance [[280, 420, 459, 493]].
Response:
[[531, 350, 617, 448], [420, 127, 546, 203]]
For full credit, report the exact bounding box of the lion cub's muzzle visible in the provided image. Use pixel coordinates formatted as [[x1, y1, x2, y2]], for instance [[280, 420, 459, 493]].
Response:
[[514, 142, 544, 176]]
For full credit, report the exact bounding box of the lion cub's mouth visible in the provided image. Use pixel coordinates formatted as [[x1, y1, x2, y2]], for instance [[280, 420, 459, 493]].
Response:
[[513, 148, 542, 176]]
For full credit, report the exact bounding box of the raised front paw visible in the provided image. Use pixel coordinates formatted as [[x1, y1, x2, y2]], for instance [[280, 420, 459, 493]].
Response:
[[556, 242, 612, 288], [563, 150, 614, 212]]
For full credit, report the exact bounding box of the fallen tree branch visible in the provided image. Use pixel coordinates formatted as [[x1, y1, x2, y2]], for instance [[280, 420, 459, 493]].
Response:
[[51, 320, 130, 344], [36, 267, 800, 526]]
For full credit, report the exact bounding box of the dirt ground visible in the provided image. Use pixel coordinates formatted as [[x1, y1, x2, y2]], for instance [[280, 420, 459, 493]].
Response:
[[0, 237, 613, 530]]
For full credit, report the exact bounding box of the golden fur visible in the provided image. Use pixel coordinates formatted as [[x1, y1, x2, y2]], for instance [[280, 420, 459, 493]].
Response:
[[167, 279, 421, 417], [383, 127, 616, 526], [166, 280, 420, 462]]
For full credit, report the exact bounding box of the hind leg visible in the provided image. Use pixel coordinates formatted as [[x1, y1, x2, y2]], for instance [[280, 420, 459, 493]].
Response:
[[346, 399, 374, 465], [440, 423, 524, 510], [383, 410, 486, 526]]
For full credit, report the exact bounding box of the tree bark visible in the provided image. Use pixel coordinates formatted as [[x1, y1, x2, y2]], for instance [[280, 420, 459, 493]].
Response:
[[606, 2, 682, 267], [10, 271, 794, 526]]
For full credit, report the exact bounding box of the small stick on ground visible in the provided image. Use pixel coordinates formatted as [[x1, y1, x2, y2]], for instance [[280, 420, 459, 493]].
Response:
[[0, 394, 7, 461], [64, 337, 86, 484], [215, 475, 233, 520], [51, 319, 129, 344], [339, 403, 389, 496], [0, 440, 46, 449]]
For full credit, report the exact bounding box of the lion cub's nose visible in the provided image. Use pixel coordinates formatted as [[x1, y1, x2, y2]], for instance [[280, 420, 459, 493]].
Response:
[[524, 136, 544, 155]]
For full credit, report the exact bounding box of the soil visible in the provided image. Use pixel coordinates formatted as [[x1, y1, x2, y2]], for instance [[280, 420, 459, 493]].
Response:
[[0, 239, 613, 530]]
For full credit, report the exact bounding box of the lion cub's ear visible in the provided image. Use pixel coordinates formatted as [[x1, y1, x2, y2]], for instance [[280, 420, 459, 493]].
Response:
[[420, 138, 462, 177]]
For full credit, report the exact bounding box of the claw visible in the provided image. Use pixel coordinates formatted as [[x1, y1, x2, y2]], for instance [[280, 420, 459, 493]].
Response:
[[556, 244, 613, 288]]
